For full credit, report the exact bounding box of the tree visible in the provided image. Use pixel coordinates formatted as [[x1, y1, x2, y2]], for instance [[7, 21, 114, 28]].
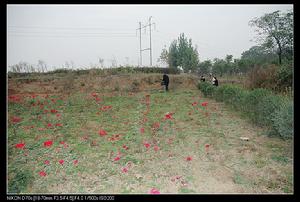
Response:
[[159, 33, 199, 72], [158, 46, 169, 66], [99, 58, 104, 68], [249, 10, 293, 65], [241, 45, 277, 65], [197, 60, 212, 75]]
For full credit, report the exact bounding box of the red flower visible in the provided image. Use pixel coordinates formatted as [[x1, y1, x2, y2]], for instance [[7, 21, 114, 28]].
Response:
[[59, 159, 64, 165], [121, 167, 128, 173], [15, 143, 25, 149], [122, 145, 129, 150], [99, 129, 107, 136], [114, 156, 121, 161], [47, 123, 52, 127], [140, 128, 145, 134], [149, 188, 160, 194], [56, 113, 61, 117], [51, 109, 58, 113], [154, 145, 159, 152], [96, 97, 101, 102], [143, 142, 151, 149], [73, 160, 78, 165], [164, 113, 173, 120], [186, 156, 192, 161], [192, 102, 198, 106], [55, 123, 63, 127], [205, 144, 210, 148], [44, 160, 50, 165], [201, 102, 208, 107], [91, 92, 97, 97], [43, 140, 53, 147], [39, 171, 47, 177], [12, 116, 22, 123], [60, 141, 65, 145]]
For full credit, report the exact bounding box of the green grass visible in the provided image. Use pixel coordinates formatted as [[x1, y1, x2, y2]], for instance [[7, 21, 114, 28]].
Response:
[[7, 87, 293, 194]]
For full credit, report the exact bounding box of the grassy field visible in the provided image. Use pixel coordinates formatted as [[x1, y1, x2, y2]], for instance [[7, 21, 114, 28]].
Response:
[[7, 74, 293, 194]]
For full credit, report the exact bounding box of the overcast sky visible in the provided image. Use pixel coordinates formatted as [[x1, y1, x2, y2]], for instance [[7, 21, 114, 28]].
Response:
[[7, 4, 293, 70]]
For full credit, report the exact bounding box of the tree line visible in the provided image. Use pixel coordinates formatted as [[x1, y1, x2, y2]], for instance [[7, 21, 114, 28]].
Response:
[[158, 10, 293, 76]]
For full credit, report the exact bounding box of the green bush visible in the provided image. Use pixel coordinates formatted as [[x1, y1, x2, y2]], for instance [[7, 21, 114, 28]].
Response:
[[243, 88, 271, 122], [256, 95, 285, 126], [276, 65, 293, 91], [198, 82, 216, 97], [213, 85, 227, 102], [271, 101, 293, 139]]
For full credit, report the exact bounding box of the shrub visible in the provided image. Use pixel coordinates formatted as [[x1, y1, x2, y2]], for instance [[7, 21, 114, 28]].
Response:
[[276, 65, 293, 91], [198, 82, 216, 97], [256, 95, 285, 126], [243, 88, 271, 122], [271, 101, 293, 139], [213, 85, 227, 102]]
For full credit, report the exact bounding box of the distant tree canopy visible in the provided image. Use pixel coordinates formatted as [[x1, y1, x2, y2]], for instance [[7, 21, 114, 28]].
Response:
[[249, 10, 293, 65], [159, 33, 199, 73]]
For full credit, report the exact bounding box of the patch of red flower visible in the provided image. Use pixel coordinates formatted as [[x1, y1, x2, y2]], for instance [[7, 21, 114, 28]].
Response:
[[44, 160, 50, 165], [201, 102, 208, 107], [39, 171, 47, 177], [47, 123, 53, 127], [60, 141, 65, 145], [114, 156, 121, 161], [154, 145, 159, 152], [56, 113, 61, 118], [186, 156, 192, 161], [43, 140, 53, 147], [143, 142, 151, 149], [149, 188, 160, 194], [91, 92, 97, 97], [192, 102, 198, 106], [15, 143, 25, 149], [121, 167, 128, 173], [205, 144, 210, 153], [73, 160, 78, 165], [140, 128, 145, 134], [59, 159, 64, 165], [100, 105, 112, 111], [99, 129, 107, 136], [164, 112, 173, 120], [8, 95, 21, 103], [12, 116, 22, 124], [51, 109, 58, 113], [55, 123, 63, 127], [122, 145, 129, 150]]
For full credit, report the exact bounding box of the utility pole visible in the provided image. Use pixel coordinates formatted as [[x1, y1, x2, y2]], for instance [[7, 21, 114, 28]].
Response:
[[149, 16, 153, 66], [139, 22, 142, 66], [136, 17, 155, 67]]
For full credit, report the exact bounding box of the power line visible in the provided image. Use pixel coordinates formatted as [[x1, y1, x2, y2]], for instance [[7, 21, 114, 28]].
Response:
[[8, 25, 135, 31], [8, 34, 136, 38]]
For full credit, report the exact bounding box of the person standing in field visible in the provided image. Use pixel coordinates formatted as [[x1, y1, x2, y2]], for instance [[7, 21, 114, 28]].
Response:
[[162, 73, 169, 91], [212, 76, 218, 86], [200, 75, 205, 82]]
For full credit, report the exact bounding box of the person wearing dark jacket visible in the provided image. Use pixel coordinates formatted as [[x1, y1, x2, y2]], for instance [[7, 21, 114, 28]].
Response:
[[212, 76, 218, 86], [162, 73, 169, 91]]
